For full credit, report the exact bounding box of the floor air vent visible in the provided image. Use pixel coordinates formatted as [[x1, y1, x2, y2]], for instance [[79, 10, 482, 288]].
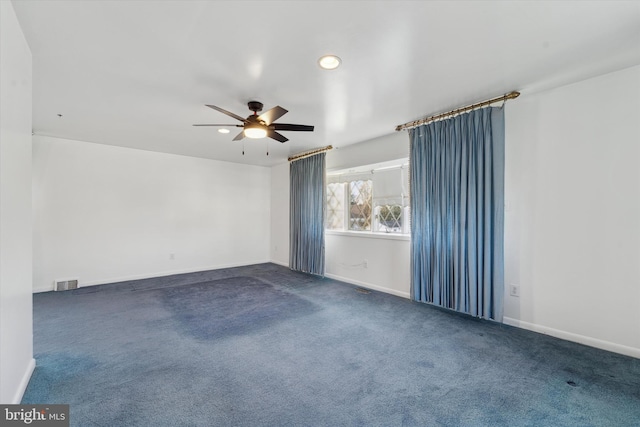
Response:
[[55, 279, 78, 291], [355, 287, 371, 294]]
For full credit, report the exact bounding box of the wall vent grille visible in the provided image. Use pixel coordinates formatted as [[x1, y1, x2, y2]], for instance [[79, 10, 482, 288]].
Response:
[[55, 279, 78, 291]]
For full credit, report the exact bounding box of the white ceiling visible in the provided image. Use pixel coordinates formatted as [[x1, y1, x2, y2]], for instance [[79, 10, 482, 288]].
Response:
[[12, 0, 640, 167]]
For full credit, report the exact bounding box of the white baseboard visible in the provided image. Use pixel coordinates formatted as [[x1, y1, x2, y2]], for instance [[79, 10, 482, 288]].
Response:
[[503, 317, 640, 359], [33, 260, 272, 293], [324, 273, 410, 299], [12, 357, 35, 404], [269, 259, 289, 268]]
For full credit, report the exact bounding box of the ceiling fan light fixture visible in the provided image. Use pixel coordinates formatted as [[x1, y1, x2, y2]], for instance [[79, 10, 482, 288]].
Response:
[[318, 55, 341, 70], [244, 126, 267, 139]]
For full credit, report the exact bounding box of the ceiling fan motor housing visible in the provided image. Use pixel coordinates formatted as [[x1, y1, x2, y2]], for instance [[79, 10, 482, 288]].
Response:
[[246, 115, 264, 126], [247, 101, 263, 113]]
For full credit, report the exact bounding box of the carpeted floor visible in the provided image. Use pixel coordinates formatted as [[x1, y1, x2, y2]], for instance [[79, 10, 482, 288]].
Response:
[[23, 263, 640, 426]]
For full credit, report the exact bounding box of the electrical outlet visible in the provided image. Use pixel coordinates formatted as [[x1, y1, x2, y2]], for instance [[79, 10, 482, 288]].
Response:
[[510, 285, 520, 297], [363, 259, 368, 268]]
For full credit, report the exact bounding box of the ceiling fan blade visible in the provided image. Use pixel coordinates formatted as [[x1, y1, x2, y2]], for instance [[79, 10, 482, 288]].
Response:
[[258, 106, 288, 125], [206, 104, 247, 123], [272, 123, 314, 132], [193, 124, 242, 127], [232, 130, 245, 141], [267, 130, 288, 143]]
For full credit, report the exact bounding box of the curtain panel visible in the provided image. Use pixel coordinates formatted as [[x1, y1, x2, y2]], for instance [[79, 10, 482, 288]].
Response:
[[289, 153, 326, 276], [409, 107, 505, 321]]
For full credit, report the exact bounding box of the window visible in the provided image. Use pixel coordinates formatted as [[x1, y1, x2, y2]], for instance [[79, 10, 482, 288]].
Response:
[[349, 179, 372, 231], [326, 182, 345, 230], [376, 204, 403, 233], [326, 160, 409, 235]]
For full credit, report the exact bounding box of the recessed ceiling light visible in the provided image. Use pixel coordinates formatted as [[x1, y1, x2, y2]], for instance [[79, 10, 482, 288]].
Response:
[[218, 128, 230, 134], [318, 55, 341, 70]]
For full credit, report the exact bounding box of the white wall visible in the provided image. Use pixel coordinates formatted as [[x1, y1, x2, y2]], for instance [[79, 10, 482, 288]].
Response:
[[326, 132, 409, 171], [33, 135, 271, 292], [325, 233, 410, 298], [270, 162, 289, 266], [504, 65, 640, 358], [0, 0, 35, 403]]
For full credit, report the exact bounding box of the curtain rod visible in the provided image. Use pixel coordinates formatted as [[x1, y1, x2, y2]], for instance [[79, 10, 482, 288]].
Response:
[[395, 91, 520, 132], [288, 145, 333, 162]]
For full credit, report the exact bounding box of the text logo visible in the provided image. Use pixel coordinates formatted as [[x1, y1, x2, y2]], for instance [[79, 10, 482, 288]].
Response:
[[0, 405, 69, 427]]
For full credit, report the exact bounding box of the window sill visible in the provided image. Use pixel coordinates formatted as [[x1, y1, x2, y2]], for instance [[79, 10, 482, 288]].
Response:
[[325, 230, 411, 241]]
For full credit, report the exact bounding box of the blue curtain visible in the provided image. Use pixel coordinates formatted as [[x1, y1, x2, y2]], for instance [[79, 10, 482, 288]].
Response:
[[290, 153, 326, 276], [410, 107, 504, 321]]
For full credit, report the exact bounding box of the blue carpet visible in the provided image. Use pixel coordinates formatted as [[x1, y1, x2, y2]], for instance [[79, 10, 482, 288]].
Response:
[[23, 263, 640, 426]]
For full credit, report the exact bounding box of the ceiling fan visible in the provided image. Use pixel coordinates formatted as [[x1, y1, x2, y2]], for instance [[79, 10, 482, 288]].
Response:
[[193, 101, 314, 143]]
